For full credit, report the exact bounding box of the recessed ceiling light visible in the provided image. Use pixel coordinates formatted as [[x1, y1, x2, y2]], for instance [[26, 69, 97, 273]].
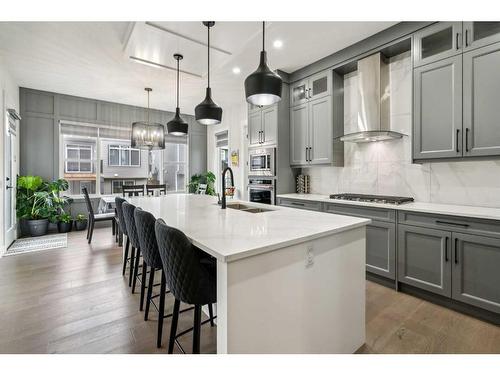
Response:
[[273, 40, 283, 49], [232, 67, 241, 74]]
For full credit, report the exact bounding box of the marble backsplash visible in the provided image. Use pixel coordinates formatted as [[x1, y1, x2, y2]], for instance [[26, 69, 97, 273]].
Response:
[[303, 51, 500, 208]]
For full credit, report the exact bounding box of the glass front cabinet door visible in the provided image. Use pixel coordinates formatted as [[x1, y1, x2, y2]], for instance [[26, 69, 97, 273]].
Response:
[[414, 22, 463, 67], [290, 80, 308, 107], [463, 22, 500, 51]]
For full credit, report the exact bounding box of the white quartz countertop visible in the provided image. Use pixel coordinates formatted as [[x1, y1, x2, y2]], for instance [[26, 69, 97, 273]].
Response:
[[277, 193, 500, 221], [127, 194, 370, 263]]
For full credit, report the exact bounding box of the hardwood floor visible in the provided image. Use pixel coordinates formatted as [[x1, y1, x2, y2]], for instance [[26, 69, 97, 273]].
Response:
[[0, 227, 498, 354]]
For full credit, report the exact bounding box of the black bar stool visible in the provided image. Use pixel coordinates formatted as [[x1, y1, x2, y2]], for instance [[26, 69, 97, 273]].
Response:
[[154, 219, 216, 354], [134, 207, 168, 347], [115, 197, 131, 277], [121, 202, 143, 294]]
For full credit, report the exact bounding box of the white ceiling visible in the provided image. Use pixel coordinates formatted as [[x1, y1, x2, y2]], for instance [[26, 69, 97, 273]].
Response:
[[0, 21, 396, 115]]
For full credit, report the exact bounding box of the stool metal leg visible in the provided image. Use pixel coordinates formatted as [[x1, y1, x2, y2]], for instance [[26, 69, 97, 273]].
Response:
[[208, 303, 215, 327], [132, 248, 141, 294], [168, 298, 180, 353], [144, 267, 155, 321], [140, 261, 147, 311], [192, 305, 202, 354], [129, 247, 135, 287], [157, 270, 166, 348], [122, 237, 130, 276]]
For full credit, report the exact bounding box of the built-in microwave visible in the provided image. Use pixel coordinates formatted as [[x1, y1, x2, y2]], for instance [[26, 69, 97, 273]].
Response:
[[248, 147, 275, 177]]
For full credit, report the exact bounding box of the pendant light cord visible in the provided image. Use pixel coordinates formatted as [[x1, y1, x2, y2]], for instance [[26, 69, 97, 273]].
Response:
[[176, 58, 180, 107], [147, 89, 150, 125], [207, 24, 210, 88], [262, 21, 265, 51]]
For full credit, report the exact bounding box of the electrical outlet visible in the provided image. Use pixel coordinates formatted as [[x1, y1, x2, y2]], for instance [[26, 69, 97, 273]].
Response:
[[305, 246, 314, 268]]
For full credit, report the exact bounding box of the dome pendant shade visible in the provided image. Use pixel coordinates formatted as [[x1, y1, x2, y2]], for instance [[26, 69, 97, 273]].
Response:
[[245, 50, 283, 106], [167, 53, 188, 136], [131, 121, 165, 150], [131, 87, 165, 150], [195, 87, 222, 125], [167, 107, 188, 136]]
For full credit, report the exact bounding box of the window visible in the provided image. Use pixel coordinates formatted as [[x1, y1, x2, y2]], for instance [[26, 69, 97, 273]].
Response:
[[215, 131, 229, 193], [163, 143, 187, 192], [112, 180, 136, 194], [65, 143, 94, 173], [108, 145, 140, 167]]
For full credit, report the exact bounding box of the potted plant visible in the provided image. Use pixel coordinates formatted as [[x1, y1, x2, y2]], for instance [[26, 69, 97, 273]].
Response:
[[187, 171, 216, 196], [57, 212, 73, 233], [74, 214, 88, 231], [16, 176, 54, 237]]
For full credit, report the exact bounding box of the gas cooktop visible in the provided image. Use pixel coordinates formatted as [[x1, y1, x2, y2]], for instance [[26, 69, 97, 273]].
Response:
[[329, 193, 414, 205]]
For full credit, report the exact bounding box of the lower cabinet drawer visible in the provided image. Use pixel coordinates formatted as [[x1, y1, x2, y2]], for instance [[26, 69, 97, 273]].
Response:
[[277, 198, 322, 211]]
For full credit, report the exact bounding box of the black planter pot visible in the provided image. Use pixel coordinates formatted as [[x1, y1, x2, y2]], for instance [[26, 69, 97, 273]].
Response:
[[74, 220, 88, 231], [57, 220, 74, 233], [19, 218, 31, 237], [27, 219, 49, 237]]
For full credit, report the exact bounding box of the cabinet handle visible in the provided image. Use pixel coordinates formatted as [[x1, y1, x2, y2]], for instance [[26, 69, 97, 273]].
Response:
[[465, 128, 469, 152], [262, 130, 265, 143], [454, 238, 459, 264], [445, 236, 449, 262], [291, 202, 305, 206], [309, 147, 312, 162], [465, 29, 470, 47], [305, 147, 308, 162], [456, 129, 460, 153], [456, 32, 461, 50], [435, 220, 469, 228]]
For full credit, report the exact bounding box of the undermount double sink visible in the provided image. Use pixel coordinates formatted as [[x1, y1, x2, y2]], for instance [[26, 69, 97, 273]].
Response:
[[225, 203, 272, 213]]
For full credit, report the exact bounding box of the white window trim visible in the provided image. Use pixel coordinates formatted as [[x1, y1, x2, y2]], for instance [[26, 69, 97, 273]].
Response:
[[108, 144, 141, 167], [65, 143, 94, 174]]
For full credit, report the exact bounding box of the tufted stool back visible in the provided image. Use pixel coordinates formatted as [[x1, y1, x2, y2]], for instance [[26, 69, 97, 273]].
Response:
[[122, 202, 140, 249], [115, 197, 128, 236], [154, 219, 216, 306], [134, 208, 163, 269]]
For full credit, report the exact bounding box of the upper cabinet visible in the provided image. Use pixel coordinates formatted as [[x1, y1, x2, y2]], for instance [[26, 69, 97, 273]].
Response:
[[290, 70, 332, 107], [289, 69, 341, 167], [463, 22, 500, 51], [414, 22, 463, 67], [413, 22, 500, 161], [248, 105, 278, 147]]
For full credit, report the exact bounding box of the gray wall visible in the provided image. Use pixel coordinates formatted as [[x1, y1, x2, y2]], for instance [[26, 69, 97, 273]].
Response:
[[19, 87, 207, 182]]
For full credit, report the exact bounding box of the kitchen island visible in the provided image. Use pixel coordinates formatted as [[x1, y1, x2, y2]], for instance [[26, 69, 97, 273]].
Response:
[[128, 194, 370, 354]]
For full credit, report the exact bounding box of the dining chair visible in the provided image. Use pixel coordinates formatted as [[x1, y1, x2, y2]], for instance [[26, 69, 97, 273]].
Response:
[[146, 184, 167, 196], [82, 187, 116, 244], [122, 185, 145, 197], [197, 183, 207, 195]]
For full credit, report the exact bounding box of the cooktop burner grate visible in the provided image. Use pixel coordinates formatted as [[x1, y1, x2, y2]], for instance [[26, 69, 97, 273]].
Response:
[[329, 193, 414, 205]]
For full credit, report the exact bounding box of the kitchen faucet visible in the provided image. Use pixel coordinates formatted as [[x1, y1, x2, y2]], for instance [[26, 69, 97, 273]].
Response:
[[221, 167, 234, 209]]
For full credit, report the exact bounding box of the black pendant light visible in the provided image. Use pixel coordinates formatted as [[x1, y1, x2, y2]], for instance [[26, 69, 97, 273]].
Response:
[[131, 88, 165, 150], [195, 21, 222, 125], [245, 21, 282, 106], [167, 54, 188, 136]]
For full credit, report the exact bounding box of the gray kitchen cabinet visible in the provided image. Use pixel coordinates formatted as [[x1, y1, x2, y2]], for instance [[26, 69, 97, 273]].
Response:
[[413, 22, 463, 67], [452, 233, 500, 314], [308, 96, 333, 164], [290, 70, 331, 107], [248, 110, 262, 146], [366, 221, 396, 280], [290, 103, 308, 165], [463, 22, 500, 51], [248, 105, 277, 147], [324, 203, 396, 280], [462, 42, 500, 157], [398, 224, 452, 297], [413, 54, 463, 160]]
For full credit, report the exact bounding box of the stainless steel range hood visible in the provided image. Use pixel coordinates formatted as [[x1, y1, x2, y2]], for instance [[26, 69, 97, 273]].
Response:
[[340, 52, 404, 143]]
